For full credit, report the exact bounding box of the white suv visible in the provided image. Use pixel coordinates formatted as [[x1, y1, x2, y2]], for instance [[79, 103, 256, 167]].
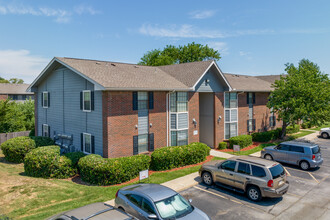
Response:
[[320, 127, 330, 139]]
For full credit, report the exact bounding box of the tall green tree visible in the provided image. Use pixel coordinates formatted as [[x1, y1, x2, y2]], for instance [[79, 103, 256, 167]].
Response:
[[267, 59, 330, 138], [0, 77, 24, 84], [0, 76, 9, 83], [138, 42, 221, 66]]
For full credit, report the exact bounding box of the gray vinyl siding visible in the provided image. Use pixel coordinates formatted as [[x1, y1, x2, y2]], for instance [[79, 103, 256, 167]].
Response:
[[36, 67, 103, 156], [138, 109, 149, 135], [195, 68, 225, 92]]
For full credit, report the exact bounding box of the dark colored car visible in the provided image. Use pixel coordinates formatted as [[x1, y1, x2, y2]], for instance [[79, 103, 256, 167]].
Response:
[[115, 183, 210, 220], [261, 141, 323, 170]]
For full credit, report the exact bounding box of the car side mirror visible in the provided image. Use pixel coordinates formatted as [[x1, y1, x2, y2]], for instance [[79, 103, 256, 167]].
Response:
[[148, 214, 158, 219]]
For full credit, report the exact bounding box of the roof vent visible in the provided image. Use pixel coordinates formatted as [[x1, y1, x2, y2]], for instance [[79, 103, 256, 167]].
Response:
[[111, 63, 116, 66]]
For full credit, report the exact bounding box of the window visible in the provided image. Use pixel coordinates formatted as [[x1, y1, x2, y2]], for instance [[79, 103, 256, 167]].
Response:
[[269, 164, 285, 179], [247, 119, 256, 132], [42, 91, 49, 108], [247, 92, 255, 104], [42, 124, 49, 137], [170, 92, 188, 112], [138, 92, 148, 110], [221, 160, 237, 171], [237, 162, 251, 175], [83, 90, 91, 111], [251, 165, 266, 177], [312, 146, 320, 154], [83, 133, 92, 154], [290, 146, 304, 153], [127, 194, 143, 207], [141, 199, 156, 214], [269, 116, 276, 127], [276, 144, 290, 151], [171, 130, 188, 146], [138, 134, 148, 153], [224, 92, 238, 139]]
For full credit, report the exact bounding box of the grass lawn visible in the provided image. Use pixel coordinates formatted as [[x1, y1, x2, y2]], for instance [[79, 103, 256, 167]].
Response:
[[287, 130, 314, 139], [0, 152, 223, 220], [310, 122, 330, 131]]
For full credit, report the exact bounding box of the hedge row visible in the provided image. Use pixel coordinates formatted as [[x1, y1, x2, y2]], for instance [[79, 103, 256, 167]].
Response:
[[0, 136, 55, 163], [150, 142, 210, 171], [286, 124, 300, 134], [251, 128, 282, 142], [24, 146, 82, 179], [229, 135, 252, 149], [78, 154, 150, 185]]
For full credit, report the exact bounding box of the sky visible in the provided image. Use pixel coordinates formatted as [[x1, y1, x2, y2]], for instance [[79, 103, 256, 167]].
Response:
[[0, 0, 329, 83]]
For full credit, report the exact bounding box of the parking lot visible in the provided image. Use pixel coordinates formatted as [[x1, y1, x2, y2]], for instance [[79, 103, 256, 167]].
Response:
[[181, 136, 330, 220]]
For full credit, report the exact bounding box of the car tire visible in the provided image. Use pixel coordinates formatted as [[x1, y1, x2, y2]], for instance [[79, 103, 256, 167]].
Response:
[[247, 185, 262, 201], [300, 160, 310, 170], [321, 132, 329, 139], [118, 207, 125, 212], [202, 172, 213, 186], [246, 186, 262, 202], [264, 154, 273, 160]]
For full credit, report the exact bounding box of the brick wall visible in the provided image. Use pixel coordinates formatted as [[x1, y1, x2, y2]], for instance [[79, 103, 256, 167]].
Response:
[[0, 94, 8, 101], [214, 92, 225, 145], [188, 92, 199, 143], [149, 92, 167, 149], [103, 91, 138, 158]]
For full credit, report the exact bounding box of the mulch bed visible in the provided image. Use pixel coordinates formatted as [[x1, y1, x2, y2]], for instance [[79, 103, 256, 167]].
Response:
[[216, 142, 262, 152], [69, 155, 214, 187]]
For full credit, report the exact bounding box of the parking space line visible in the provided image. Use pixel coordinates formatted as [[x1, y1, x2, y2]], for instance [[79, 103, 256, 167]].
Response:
[[287, 192, 301, 198], [283, 167, 291, 176], [288, 175, 317, 183], [193, 186, 228, 199], [308, 172, 319, 183]]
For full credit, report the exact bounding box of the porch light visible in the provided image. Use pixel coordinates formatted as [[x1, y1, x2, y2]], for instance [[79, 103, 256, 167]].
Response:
[[218, 115, 222, 123], [192, 118, 197, 125]]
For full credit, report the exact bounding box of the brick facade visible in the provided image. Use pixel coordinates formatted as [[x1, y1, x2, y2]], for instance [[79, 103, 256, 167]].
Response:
[[188, 92, 199, 143], [0, 94, 8, 101]]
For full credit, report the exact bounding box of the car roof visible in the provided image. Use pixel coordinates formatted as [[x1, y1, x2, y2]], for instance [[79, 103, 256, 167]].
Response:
[[56, 202, 133, 220], [230, 155, 279, 168], [282, 141, 318, 148], [120, 184, 177, 202]]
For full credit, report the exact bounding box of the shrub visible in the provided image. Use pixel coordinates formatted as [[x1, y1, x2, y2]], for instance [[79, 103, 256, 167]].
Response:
[[287, 124, 300, 134], [251, 128, 282, 142], [229, 135, 252, 149], [30, 136, 55, 147], [64, 152, 86, 168], [150, 142, 210, 171], [78, 154, 150, 185], [0, 136, 36, 163], [24, 145, 76, 179], [218, 142, 227, 150], [29, 128, 35, 137]]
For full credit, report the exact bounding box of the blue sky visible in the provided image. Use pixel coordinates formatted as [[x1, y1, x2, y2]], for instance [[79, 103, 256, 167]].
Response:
[[0, 0, 329, 83]]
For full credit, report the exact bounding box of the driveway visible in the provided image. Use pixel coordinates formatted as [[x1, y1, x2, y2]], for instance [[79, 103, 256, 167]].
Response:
[[180, 136, 330, 220]]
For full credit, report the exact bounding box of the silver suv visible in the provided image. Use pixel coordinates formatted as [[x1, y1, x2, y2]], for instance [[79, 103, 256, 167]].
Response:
[[261, 141, 323, 170], [199, 156, 289, 201]]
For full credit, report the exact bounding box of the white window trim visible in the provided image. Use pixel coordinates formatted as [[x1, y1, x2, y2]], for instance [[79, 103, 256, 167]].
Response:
[[42, 91, 49, 108], [42, 124, 49, 137], [82, 90, 92, 112], [83, 132, 92, 154], [224, 92, 238, 140]]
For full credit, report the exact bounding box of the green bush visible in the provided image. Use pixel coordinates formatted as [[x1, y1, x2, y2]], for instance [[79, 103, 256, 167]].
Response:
[[24, 146, 76, 179], [301, 123, 308, 129], [64, 152, 86, 168], [287, 124, 300, 134], [0, 136, 36, 163], [29, 128, 35, 137], [78, 154, 150, 185], [150, 142, 210, 171], [30, 136, 55, 147], [229, 135, 252, 149], [218, 142, 227, 150], [251, 128, 282, 142]]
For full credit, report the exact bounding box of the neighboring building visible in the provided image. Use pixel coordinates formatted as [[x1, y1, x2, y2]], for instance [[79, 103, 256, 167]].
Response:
[[0, 83, 34, 102], [27, 57, 282, 158]]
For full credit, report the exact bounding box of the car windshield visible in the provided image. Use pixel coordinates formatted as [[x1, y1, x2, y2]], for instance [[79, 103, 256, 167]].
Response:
[[269, 164, 285, 179], [155, 194, 193, 219], [312, 146, 320, 154]]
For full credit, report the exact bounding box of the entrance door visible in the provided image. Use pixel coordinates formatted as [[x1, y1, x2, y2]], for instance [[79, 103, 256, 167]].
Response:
[[199, 93, 214, 148]]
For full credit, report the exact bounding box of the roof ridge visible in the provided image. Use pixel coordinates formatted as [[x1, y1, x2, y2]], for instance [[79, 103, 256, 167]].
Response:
[[157, 59, 214, 67]]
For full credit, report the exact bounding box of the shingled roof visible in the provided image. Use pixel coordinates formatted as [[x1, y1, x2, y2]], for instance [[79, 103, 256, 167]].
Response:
[[0, 83, 33, 94]]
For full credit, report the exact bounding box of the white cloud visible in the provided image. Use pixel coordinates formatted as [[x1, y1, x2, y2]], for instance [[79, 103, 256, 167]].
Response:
[[189, 10, 216, 19], [0, 50, 48, 83], [139, 24, 274, 39], [207, 42, 229, 55], [0, 3, 100, 23]]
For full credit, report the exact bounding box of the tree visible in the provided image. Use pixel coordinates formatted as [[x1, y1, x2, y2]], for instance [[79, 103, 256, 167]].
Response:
[[0, 76, 9, 83], [138, 42, 221, 66], [0, 77, 24, 84], [267, 59, 330, 138]]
